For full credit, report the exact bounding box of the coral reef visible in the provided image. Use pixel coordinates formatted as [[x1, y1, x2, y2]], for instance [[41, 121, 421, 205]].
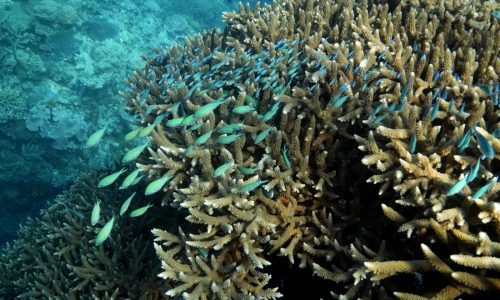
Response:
[[0, 172, 176, 299], [116, 0, 500, 298]]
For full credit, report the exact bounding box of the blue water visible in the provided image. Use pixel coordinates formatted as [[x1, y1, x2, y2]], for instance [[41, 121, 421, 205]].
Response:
[[0, 0, 270, 247]]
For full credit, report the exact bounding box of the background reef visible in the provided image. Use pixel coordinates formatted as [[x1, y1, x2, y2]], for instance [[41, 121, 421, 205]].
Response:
[[1, 0, 499, 299]]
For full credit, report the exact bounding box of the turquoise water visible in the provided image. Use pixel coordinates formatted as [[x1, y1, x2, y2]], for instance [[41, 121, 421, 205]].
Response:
[[0, 0, 270, 246]]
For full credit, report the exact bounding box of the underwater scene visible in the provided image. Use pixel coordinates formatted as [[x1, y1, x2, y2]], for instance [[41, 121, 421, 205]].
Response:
[[0, 0, 499, 298]]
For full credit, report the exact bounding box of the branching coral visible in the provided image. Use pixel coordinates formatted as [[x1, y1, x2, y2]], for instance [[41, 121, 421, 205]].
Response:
[[11, 0, 494, 299], [0, 172, 173, 299]]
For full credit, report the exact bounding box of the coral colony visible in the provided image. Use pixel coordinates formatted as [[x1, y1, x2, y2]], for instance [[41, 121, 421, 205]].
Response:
[[1, 0, 500, 299]]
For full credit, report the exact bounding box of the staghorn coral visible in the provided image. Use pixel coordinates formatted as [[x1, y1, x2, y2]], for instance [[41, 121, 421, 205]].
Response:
[[0, 172, 174, 299], [105, 0, 500, 298]]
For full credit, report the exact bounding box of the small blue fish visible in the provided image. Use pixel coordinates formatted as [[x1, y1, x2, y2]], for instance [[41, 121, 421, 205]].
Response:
[[219, 123, 242, 134], [98, 168, 127, 188], [331, 94, 350, 108], [471, 177, 497, 200], [254, 127, 274, 144], [237, 166, 259, 175], [475, 130, 494, 159], [213, 161, 234, 177], [409, 132, 417, 154], [240, 180, 269, 193], [91, 200, 101, 226], [446, 176, 468, 196], [282, 144, 292, 169], [193, 99, 225, 119], [194, 130, 215, 145], [120, 192, 136, 216], [86, 126, 108, 147], [233, 105, 256, 114], [466, 160, 480, 183], [216, 134, 241, 144]]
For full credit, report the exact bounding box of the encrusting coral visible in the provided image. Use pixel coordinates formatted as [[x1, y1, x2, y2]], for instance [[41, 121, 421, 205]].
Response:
[[116, 0, 499, 298], [0, 172, 175, 299]]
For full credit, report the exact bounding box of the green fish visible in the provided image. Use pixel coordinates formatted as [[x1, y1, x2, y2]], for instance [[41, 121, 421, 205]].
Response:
[[91, 199, 101, 226], [194, 130, 215, 145], [475, 130, 494, 159], [282, 144, 292, 169], [194, 99, 225, 119], [86, 126, 107, 147], [124, 128, 141, 141], [145, 174, 174, 195], [466, 160, 481, 183], [254, 127, 274, 144], [261, 102, 281, 122], [446, 176, 468, 196], [98, 168, 127, 188], [181, 115, 196, 126], [197, 247, 208, 258], [244, 95, 259, 106], [130, 204, 153, 217], [120, 192, 136, 216], [138, 124, 156, 137], [219, 123, 242, 134], [95, 215, 116, 246], [167, 117, 184, 127], [331, 94, 350, 108], [233, 105, 255, 114], [122, 143, 149, 163], [471, 177, 497, 200], [213, 161, 234, 177], [119, 169, 141, 190], [216, 133, 241, 144], [240, 180, 269, 193], [237, 166, 259, 175]]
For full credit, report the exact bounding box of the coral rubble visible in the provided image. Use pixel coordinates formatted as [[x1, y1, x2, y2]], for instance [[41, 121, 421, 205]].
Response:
[[120, 0, 499, 298]]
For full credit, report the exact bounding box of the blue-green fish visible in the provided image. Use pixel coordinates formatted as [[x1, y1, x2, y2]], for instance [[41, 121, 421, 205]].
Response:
[[331, 94, 349, 108], [237, 166, 259, 175], [233, 105, 256, 114], [261, 102, 281, 122], [167, 117, 184, 127], [122, 143, 148, 163], [254, 127, 274, 144], [219, 123, 241, 134], [244, 95, 259, 106], [180, 115, 196, 126], [466, 160, 480, 183], [91, 199, 101, 226], [120, 192, 136, 216], [194, 130, 215, 145], [130, 204, 153, 217], [98, 168, 127, 188], [409, 132, 417, 154], [194, 99, 225, 119], [145, 174, 174, 195], [95, 215, 116, 246], [475, 130, 494, 159], [446, 176, 468, 196], [216, 133, 241, 144], [86, 126, 107, 147], [471, 177, 497, 200], [138, 124, 156, 137], [197, 247, 208, 258], [240, 180, 269, 193], [213, 161, 234, 177], [124, 128, 141, 141], [282, 144, 292, 169], [119, 169, 141, 190], [190, 123, 203, 130]]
